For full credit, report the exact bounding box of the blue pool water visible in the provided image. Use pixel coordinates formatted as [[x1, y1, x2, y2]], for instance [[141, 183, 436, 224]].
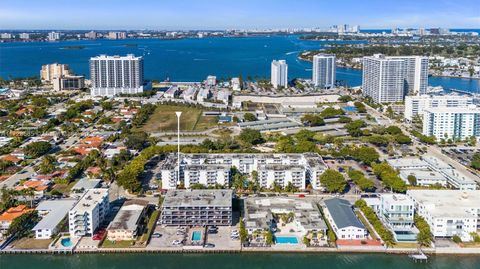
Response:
[[275, 236, 298, 244], [192, 231, 202, 241], [343, 106, 358, 113], [60, 238, 73, 247]]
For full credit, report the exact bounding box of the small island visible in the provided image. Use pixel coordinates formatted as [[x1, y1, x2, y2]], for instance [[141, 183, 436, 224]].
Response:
[[62, 45, 85, 50]]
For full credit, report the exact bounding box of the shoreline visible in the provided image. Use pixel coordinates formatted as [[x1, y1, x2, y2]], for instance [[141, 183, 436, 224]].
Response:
[[298, 56, 480, 81], [2, 246, 480, 256]]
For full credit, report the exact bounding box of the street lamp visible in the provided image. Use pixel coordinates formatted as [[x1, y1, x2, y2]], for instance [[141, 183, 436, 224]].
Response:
[[175, 111, 182, 185]]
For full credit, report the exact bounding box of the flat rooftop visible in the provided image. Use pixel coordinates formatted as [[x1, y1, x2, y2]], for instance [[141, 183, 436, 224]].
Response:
[[162, 189, 232, 208], [71, 189, 108, 212], [107, 200, 148, 231], [244, 197, 327, 231], [33, 199, 78, 231], [407, 190, 480, 218]]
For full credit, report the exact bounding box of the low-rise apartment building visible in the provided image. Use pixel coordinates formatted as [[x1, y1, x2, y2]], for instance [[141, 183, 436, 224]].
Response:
[[387, 156, 477, 190], [244, 197, 327, 236], [160, 190, 232, 226], [323, 198, 367, 240], [33, 200, 77, 239], [365, 194, 416, 241], [107, 200, 149, 241], [407, 190, 480, 242], [159, 153, 327, 190], [404, 94, 473, 122], [68, 189, 109, 238]]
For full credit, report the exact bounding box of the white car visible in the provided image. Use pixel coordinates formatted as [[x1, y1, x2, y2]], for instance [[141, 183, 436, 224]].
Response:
[[172, 240, 182, 246]]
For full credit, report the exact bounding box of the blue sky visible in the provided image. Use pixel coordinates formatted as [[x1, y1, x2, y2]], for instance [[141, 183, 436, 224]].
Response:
[[1, 0, 479, 30]]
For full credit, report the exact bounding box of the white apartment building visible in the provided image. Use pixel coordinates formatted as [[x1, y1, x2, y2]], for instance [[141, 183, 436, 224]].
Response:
[[19, 33, 30, 39], [271, 60, 288, 89], [362, 54, 428, 103], [0, 33, 12, 39], [160, 153, 327, 190], [407, 190, 480, 241], [258, 164, 306, 189], [68, 189, 109, 238], [108, 31, 126, 39], [40, 63, 72, 82], [422, 106, 480, 141], [323, 198, 367, 240], [365, 194, 416, 241], [404, 94, 473, 122], [90, 54, 145, 96], [48, 31, 61, 41], [312, 54, 336, 88], [183, 164, 230, 188], [33, 200, 77, 239], [206, 75, 217, 86], [388, 156, 477, 190]]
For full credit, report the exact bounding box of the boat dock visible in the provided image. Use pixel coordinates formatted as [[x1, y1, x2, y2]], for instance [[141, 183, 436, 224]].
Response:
[[409, 250, 428, 263]]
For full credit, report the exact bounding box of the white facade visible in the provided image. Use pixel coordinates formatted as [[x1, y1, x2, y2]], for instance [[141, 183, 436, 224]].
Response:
[[422, 106, 480, 141], [323, 198, 367, 240], [68, 189, 109, 238], [19, 33, 30, 39], [206, 75, 217, 86], [407, 190, 480, 242], [160, 153, 327, 190], [362, 54, 428, 103], [271, 60, 288, 89], [184, 165, 230, 188], [312, 54, 336, 88], [48, 32, 61, 41], [388, 156, 477, 190], [90, 54, 144, 96], [404, 94, 473, 122], [258, 165, 306, 189]]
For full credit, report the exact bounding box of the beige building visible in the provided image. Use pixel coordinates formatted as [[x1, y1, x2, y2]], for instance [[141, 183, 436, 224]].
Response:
[[107, 200, 149, 241], [41, 63, 72, 82], [53, 75, 85, 91]]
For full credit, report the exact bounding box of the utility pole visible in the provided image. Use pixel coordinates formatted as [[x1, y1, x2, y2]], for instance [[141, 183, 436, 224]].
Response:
[[176, 112, 182, 185]]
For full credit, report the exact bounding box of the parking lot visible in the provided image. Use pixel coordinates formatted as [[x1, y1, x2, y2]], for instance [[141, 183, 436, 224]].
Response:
[[147, 224, 241, 251], [442, 147, 478, 167]]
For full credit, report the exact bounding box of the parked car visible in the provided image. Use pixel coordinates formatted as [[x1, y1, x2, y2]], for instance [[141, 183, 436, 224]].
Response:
[[152, 233, 162, 238], [172, 240, 182, 246], [204, 243, 215, 248]]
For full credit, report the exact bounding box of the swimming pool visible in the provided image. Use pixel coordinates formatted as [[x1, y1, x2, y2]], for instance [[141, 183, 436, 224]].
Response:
[[60, 237, 73, 247], [343, 106, 358, 113], [275, 236, 298, 244], [192, 231, 202, 241]]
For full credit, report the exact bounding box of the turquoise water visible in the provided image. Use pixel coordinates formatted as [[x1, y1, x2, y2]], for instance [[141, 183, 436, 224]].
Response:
[[275, 236, 299, 244], [60, 238, 73, 247], [1, 253, 480, 269], [0, 36, 479, 92], [343, 106, 358, 113], [192, 231, 202, 241]]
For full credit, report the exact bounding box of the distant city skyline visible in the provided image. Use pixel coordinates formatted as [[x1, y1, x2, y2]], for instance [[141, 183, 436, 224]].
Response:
[[1, 0, 479, 30]]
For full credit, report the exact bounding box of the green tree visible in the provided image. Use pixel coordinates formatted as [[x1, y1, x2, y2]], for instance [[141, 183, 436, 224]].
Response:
[[6, 211, 40, 238], [320, 169, 347, 193], [320, 107, 344, 119], [301, 114, 325, 127], [38, 155, 56, 174], [237, 128, 264, 145], [125, 131, 149, 150], [265, 230, 273, 245], [24, 141, 52, 158], [345, 120, 366, 137], [407, 175, 417, 186], [243, 112, 257, 122]]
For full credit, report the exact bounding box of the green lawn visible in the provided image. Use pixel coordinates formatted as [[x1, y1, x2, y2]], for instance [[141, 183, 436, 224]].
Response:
[[141, 105, 217, 133], [139, 210, 160, 243], [355, 210, 379, 240], [12, 238, 51, 249], [101, 240, 135, 248]]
